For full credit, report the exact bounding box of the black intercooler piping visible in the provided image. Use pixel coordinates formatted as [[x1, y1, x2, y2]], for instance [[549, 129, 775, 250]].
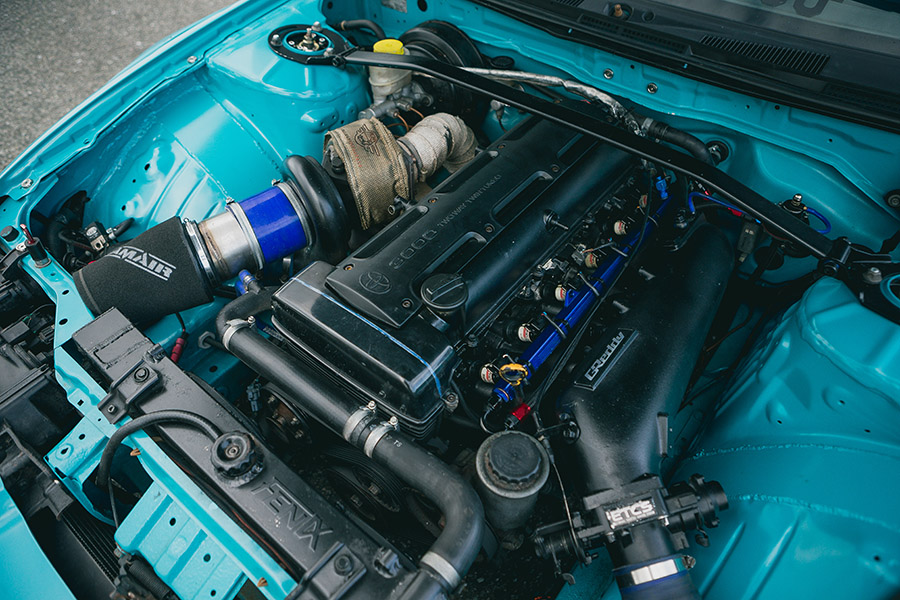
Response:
[[216, 294, 485, 599]]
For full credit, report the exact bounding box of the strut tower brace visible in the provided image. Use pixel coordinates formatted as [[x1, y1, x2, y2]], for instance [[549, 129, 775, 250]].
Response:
[[307, 48, 900, 324]]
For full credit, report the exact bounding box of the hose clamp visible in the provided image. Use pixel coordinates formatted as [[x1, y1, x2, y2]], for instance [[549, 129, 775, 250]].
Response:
[[362, 418, 398, 458], [343, 403, 376, 443], [420, 551, 461, 589], [226, 202, 266, 271], [221, 318, 254, 350], [615, 555, 691, 589], [277, 181, 315, 247], [183, 219, 217, 284]]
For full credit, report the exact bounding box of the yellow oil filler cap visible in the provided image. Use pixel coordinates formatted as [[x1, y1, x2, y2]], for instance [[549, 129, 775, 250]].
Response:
[[373, 39, 405, 55]]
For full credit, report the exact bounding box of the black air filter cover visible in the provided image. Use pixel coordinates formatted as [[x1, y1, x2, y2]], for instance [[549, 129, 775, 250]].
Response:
[[74, 217, 212, 323]]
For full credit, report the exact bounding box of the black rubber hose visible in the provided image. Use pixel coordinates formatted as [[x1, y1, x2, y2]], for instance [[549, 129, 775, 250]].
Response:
[[375, 431, 484, 592], [645, 120, 714, 166], [45, 219, 67, 260], [126, 558, 178, 600], [95, 410, 220, 489], [111, 217, 134, 238], [214, 286, 272, 339], [331, 19, 386, 39], [222, 325, 353, 433]]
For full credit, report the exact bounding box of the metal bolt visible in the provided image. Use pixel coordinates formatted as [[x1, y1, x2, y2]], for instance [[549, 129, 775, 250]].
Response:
[[133, 367, 150, 382], [646, 83, 658, 94], [271, 34, 281, 44], [20, 178, 33, 189], [344, 264, 353, 270], [401, 299, 413, 309], [366, 400, 377, 411], [485, 224, 495, 233], [863, 266, 883, 285], [443, 393, 459, 411], [886, 194, 900, 208], [603, 69, 614, 79], [388, 415, 399, 427], [312, 21, 323, 32], [334, 554, 354, 575], [187, 55, 197, 64], [247, 315, 256, 325], [225, 443, 241, 458]]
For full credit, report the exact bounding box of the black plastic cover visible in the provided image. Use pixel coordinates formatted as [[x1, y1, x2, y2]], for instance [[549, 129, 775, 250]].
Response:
[[325, 116, 633, 330], [559, 225, 734, 494], [273, 261, 453, 439]]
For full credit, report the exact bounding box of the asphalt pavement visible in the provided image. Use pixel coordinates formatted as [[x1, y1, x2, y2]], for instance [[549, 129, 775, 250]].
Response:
[[0, 0, 234, 171]]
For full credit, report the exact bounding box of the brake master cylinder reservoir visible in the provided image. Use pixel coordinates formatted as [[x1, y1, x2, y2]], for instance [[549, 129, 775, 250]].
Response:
[[368, 39, 411, 104]]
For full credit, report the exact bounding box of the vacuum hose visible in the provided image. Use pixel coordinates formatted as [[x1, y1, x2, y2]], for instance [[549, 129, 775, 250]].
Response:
[[642, 119, 714, 166]]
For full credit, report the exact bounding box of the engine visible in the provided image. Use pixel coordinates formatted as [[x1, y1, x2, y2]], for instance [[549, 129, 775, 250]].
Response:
[[61, 23, 733, 599]]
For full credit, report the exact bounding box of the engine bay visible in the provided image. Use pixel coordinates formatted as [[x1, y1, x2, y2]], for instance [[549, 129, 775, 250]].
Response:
[[1, 1, 899, 599]]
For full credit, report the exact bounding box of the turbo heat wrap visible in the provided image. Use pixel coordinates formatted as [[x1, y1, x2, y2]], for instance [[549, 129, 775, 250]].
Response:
[[74, 217, 212, 323], [325, 117, 411, 230]]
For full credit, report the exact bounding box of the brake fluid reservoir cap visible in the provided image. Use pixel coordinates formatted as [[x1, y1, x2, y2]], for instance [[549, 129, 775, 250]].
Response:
[[421, 273, 468, 312], [486, 431, 542, 485], [373, 39, 405, 54]]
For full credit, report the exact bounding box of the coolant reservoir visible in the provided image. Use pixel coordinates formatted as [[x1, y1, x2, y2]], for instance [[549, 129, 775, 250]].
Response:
[[369, 38, 412, 104]]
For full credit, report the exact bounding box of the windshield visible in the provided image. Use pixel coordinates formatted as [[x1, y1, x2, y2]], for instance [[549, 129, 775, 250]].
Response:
[[654, 0, 900, 54]]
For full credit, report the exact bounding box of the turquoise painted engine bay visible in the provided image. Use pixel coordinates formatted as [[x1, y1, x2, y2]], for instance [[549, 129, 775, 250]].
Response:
[[0, 0, 898, 599]]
